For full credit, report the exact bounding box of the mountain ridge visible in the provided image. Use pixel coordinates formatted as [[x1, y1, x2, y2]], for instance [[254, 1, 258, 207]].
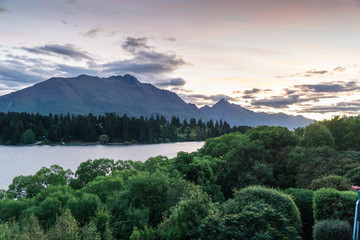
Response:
[[200, 98, 313, 129], [0, 74, 313, 128]]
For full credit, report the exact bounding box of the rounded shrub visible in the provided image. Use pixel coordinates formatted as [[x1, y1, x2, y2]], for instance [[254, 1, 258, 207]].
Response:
[[313, 220, 351, 240], [232, 186, 302, 233], [201, 201, 301, 240], [309, 175, 351, 191], [313, 188, 357, 224]]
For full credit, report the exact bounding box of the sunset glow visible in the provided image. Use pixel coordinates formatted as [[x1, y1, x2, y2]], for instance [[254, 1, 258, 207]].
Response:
[[1, 0, 360, 120]]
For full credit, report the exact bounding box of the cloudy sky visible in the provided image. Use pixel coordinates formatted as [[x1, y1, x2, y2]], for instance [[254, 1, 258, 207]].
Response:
[[0, 0, 360, 120]]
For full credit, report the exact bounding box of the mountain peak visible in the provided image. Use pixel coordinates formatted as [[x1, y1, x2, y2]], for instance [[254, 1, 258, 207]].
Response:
[[76, 74, 93, 78], [199, 97, 313, 129], [214, 98, 230, 107], [74, 74, 101, 81], [108, 74, 140, 85]]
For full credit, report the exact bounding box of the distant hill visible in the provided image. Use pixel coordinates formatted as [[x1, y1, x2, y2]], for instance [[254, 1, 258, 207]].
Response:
[[200, 98, 313, 129], [0, 74, 313, 128]]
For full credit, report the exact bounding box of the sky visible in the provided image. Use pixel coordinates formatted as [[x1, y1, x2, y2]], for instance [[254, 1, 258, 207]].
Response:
[[0, 0, 360, 120]]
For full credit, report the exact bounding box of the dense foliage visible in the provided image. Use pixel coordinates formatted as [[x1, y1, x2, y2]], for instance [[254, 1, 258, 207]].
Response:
[[201, 201, 300, 240], [309, 174, 351, 191], [231, 186, 302, 233], [283, 188, 314, 240], [313, 220, 352, 240], [1, 115, 360, 239], [0, 112, 250, 145], [313, 188, 357, 224]]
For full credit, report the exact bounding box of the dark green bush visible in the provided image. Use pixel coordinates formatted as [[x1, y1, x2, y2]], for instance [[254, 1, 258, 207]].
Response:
[[309, 175, 351, 191], [313, 220, 351, 240], [284, 188, 314, 240], [0, 199, 32, 222], [201, 201, 301, 240], [313, 188, 357, 224], [232, 186, 302, 233], [345, 167, 360, 185]]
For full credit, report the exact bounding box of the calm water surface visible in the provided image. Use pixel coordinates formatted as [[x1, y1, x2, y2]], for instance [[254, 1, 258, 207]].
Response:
[[0, 142, 204, 190]]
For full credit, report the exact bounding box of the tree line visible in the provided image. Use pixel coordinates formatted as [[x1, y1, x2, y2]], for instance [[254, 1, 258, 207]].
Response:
[[0, 112, 251, 145]]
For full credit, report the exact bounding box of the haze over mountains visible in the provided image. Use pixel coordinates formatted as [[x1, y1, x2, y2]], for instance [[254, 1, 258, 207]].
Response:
[[0, 75, 313, 128], [201, 99, 313, 129]]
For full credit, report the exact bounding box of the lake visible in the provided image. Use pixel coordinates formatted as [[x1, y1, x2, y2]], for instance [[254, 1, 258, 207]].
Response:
[[0, 141, 204, 190]]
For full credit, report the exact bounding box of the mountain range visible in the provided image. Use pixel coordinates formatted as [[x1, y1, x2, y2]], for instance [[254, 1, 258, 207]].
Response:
[[0, 75, 313, 128]]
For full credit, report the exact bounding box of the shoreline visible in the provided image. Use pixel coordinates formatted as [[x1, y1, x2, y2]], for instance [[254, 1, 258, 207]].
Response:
[[0, 140, 206, 147]]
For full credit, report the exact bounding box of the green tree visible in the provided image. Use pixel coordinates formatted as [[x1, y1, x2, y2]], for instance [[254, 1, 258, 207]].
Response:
[[108, 193, 149, 239], [82, 175, 124, 202], [0, 221, 21, 240], [35, 165, 73, 188], [0, 198, 31, 222], [246, 125, 298, 153], [107, 171, 171, 239], [72, 159, 115, 188], [31, 186, 75, 228], [93, 208, 114, 240], [46, 209, 80, 240], [21, 129, 36, 144], [302, 123, 334, 147], [0, 189, 6, 199], [173, 152, 224, 202], [99, 134, 109, 144], [7, 175, 44, 199], [125, 171, 170, 225], [217, 136, 271, 198], [67, 193, 102, 226], [20, 214, 46, 240], [142, 156, 171, 173], [82, 221, 102, 240], [157, 186, 214, 240]]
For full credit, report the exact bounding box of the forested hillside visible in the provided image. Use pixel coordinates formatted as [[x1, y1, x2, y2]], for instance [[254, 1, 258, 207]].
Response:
[[0, 112, 250, 145], [1, 115, 360, 239]]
